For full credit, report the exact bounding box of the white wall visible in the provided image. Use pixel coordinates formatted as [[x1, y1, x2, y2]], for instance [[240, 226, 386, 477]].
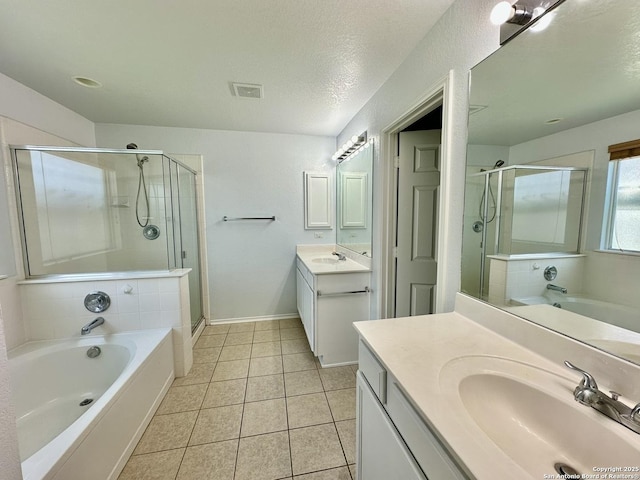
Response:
[[95, 124, 335, 321], [0, 304, 22, 480], [335, 0, 500, 317], [0, 74, 96, 478]]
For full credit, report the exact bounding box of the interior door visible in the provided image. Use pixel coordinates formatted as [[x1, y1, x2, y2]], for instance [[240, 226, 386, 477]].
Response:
[[395, 130, 441, 317]]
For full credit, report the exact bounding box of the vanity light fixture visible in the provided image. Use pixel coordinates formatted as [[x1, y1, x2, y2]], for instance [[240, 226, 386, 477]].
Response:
[[490, 1, 535, 26], [332, 132, 368, 163], [491, 0, 564, 45]]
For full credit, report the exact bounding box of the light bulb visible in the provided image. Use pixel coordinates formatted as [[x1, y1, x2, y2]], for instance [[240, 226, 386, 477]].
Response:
[[351, 135, 359, 143], [529, 8, 553, 32], [331, 153, 338, 161], [345, 140, 354, 149], [490, 1, 514, 25]]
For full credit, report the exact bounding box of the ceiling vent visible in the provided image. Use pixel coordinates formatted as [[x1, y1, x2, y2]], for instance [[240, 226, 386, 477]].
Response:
[[231, 82, 263, 99]]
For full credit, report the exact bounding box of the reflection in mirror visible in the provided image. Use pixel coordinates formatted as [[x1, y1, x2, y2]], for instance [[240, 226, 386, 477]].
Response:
[[462, 0, 640, 366], [336, 144, 373, 257]]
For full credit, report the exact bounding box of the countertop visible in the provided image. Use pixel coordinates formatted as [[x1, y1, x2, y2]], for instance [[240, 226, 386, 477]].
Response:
[[353, 313, 640, 479], [296, 245, 371, 275]]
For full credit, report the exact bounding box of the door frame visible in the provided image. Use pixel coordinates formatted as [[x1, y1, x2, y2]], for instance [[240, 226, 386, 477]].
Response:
[[379, 72, 455, 318]]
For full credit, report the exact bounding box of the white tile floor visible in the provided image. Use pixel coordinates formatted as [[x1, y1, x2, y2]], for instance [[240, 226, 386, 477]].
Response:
[[118, 318, 357, 480]]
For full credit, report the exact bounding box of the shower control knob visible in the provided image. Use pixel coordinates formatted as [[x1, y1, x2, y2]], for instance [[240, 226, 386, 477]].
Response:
[[84, 291, 111, 313], [122, 284, 134, 295]]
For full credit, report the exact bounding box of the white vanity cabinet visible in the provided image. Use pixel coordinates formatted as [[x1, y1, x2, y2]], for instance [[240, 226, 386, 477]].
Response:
[[296, 257, 370, 366], [357, 340, 468, 480]]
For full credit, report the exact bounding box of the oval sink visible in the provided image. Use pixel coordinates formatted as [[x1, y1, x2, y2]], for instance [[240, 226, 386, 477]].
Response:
[[440, 356, 640, 477], [312, 257, 340, 264]]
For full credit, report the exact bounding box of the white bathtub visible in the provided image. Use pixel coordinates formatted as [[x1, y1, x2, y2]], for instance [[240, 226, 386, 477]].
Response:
[[511, 294, 640, 334], [9, 329, 174, 480]]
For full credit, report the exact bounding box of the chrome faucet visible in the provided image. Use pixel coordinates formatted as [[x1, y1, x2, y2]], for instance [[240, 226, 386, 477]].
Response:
[[332, 251, 347, 261], [565, 360, 640, 434], [547, 284, 567, 294], [81, 317, 105, 335]]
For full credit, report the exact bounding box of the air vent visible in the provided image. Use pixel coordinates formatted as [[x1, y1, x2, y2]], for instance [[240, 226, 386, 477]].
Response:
[[232, 82, 263, 99]]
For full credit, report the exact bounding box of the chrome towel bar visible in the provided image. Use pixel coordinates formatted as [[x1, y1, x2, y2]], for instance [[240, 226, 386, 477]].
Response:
[[317, 287, 370, 297], [223, 216, 276, 221]]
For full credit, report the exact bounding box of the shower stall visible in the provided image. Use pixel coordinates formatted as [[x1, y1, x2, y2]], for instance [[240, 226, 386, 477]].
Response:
[[11, 146, 205, 331], [462, 165, 588, 299]]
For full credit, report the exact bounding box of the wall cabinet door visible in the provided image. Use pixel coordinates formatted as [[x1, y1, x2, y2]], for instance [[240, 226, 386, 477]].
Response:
[[357, 373, 426, 480], [304, 172, 332, 229]]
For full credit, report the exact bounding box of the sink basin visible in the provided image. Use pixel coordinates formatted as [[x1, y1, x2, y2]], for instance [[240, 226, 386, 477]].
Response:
[[440, 356, 640, 477], [312, 257, 340, 264]]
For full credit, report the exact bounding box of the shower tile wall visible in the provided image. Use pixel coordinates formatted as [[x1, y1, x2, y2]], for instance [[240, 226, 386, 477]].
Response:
[[488, 256, 585, 305], [17, 272, 193, 375]]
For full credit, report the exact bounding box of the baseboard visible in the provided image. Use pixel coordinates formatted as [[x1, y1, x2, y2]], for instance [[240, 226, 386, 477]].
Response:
[[208, 313, 300, 325]]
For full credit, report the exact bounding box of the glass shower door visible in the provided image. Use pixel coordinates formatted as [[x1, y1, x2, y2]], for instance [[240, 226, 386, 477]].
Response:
[[174, 162, 204, 331]]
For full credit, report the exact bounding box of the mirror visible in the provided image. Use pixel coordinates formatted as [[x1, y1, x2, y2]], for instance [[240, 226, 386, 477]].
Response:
[[336, 145, 373, 257], [462, 0, 640, 365]]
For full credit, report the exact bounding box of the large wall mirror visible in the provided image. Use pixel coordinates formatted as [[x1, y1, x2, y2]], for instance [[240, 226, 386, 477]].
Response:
[[462, 0, 640, 365], [337, 144, 373, 257]]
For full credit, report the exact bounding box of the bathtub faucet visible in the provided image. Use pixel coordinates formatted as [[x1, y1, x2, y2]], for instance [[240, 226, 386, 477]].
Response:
[[546, 284, 567, 294], [81, 317, 105, 335]]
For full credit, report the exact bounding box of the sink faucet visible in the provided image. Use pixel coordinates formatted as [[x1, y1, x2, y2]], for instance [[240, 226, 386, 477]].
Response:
[[81, 317, 105, 335], [547, 284, 567, 294], [565, 360, 640, 434], [332, 251, 346, 261]]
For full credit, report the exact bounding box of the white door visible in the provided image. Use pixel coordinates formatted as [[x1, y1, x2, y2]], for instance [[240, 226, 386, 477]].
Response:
[[395, 130, 441, 317]]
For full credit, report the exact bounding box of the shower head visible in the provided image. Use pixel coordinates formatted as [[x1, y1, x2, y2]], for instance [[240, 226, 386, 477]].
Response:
[[494, 160, 505, 168], [126, 143, 138, 150], [136, 155, 149, 167]]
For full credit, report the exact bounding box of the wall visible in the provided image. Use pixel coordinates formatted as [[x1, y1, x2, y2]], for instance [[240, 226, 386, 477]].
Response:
[[335, 0, 500, 317], [0, 73, 96, 478], [508, 108, 640, 309], [95, 124, 335, 321]]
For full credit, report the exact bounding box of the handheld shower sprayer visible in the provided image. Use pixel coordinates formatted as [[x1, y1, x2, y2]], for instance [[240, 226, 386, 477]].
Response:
[[127, 143, 151, 228], [478, 159, 505, 223]]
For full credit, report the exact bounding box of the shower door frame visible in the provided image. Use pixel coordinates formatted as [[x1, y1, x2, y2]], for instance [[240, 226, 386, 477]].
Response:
[[471, 164, 589, 298]]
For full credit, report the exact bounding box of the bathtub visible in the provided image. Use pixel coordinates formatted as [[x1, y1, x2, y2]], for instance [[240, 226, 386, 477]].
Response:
[[8, 329, 174, 480], [511, 294, 640, 333]]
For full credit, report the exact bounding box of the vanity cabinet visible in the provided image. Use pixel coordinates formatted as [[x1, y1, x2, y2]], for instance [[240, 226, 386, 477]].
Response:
[[296, 257, 370, 366], [357, 340, 468, 480]]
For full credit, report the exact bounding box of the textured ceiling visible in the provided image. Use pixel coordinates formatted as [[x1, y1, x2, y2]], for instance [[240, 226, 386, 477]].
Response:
[[0, 0, 456, 136]]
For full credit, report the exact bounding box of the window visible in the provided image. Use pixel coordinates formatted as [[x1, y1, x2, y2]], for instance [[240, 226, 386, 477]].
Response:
[[604, 153, 640, 253]]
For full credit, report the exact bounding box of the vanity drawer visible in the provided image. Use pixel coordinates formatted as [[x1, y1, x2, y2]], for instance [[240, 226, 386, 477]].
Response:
[[358, 340, 387, 404], [296, 258, 314, 287], [387, 381, 469, 480]]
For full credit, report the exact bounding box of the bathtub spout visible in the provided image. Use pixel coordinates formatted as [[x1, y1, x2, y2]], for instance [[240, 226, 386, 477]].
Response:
[[547, 284, 568, 294], [81, 317, 105, 335]]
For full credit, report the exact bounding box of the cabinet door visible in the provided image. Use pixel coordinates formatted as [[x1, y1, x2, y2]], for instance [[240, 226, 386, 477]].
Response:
[[296, 267, 315, 351], [357, 373, 426, 480]]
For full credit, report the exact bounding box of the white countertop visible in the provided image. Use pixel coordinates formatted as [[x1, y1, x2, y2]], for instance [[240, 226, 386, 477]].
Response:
[[296, 245, 370, 274], [354, 313, 640, 479]]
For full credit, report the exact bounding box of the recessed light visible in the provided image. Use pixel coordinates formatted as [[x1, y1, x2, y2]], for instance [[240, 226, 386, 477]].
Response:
[[72, 76, 102, 88], [545, 118, 563, 125]]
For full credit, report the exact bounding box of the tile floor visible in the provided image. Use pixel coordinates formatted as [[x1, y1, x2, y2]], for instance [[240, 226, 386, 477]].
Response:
[[118, 318, 357, 480]]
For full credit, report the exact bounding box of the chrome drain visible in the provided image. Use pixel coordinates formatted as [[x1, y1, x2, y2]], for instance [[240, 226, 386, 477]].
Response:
[[555, 463, 580, 477], [79, 398, 94, 407], [87, 346, 101, 358]]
